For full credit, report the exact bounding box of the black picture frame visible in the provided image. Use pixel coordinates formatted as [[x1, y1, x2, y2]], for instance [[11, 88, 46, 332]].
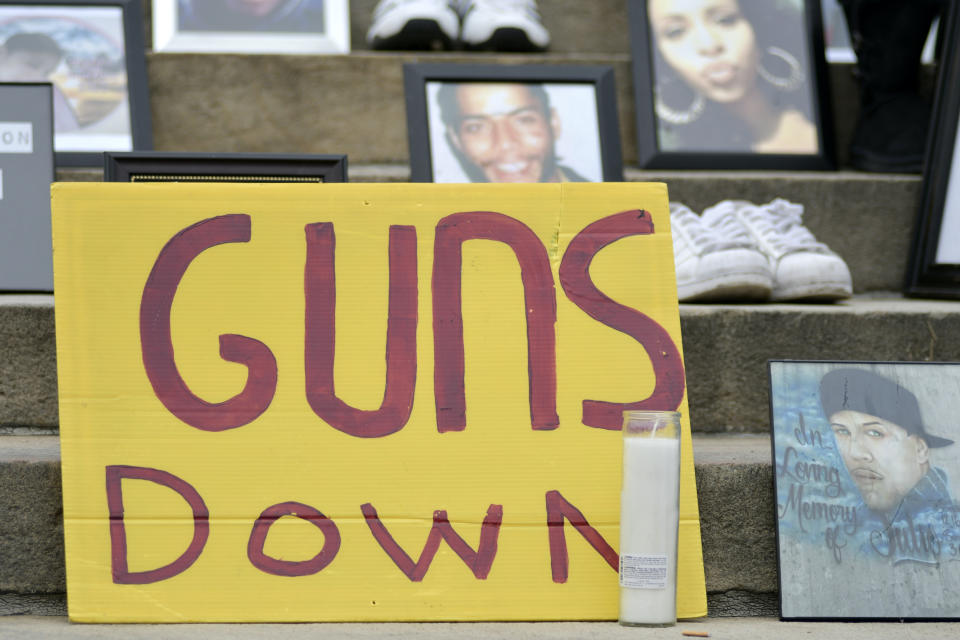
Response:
[[103, 151, 348, 182], [769, 359, 960, 621], [403, 62, 623, 183], [627, 0, 835, 170], [0, 0, 152, 167], [905, 1, 960, 299]]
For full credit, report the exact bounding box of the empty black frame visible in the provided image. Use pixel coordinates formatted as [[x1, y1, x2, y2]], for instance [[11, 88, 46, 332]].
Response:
[[103, 152, 348, 183], [769, 359, 960, 621], [628, 0, 835, 170], [906, 1, 960, 299], [0, 0, 152, 167], [403, 63, 623, 183]]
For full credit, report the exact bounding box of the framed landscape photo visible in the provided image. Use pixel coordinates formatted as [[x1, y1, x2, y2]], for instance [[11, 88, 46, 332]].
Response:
[[403, 63, 623, 184], [0, 0, 152, 166], [103, 151, 348, 182], [628, 0, 834, 170], [152, 0, 350, 54], [769, 360, 960, 621], [905, 1, 960, 299], [0, 82, 54, 291]]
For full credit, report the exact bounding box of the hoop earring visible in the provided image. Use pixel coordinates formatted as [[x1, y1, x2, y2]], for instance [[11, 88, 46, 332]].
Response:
[[655, 89, 705, 125], [757, 46, 804, 91]]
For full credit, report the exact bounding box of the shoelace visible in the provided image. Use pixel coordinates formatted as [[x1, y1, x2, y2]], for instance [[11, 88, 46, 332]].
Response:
[[672, 206, 744, 255], [701, 208, 762, 250], [741, 201, 829, 257], [457, 0, 541, 16], [372, 0, 455, 20]]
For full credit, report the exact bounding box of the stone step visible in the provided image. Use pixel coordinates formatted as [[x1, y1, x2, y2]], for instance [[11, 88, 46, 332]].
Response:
[[126, 1, 929, 167], [136, 0, 634, 57], [4, 613, 958, 638], [0, 433, 775, 617], [138, 51, 870, 168], [3, 295, 959, 433], [53, 167, 921, 294]]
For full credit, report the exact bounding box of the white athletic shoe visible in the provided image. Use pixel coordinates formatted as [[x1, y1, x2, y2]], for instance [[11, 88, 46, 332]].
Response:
[[367, 0, 459, 50], [670, 203, 774, 302], [701, 199, 853, 302], [458, 0, 550, 51]]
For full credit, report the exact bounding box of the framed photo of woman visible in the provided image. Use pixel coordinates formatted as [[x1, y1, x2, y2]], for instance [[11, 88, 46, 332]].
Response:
[[905, 1, 960, 299], [404, 63, 623, 183], [628, 0, 835, 170], [0, 0, 152, 166]]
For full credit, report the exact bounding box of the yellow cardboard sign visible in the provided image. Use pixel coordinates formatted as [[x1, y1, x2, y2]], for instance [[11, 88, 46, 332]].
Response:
[[53, 182, 706, 622]]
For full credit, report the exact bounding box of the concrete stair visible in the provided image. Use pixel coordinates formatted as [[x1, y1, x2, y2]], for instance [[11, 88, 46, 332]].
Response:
[[2, 0, 959, 627]]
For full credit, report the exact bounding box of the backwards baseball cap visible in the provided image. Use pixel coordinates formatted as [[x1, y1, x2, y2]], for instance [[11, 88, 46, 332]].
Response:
[[820, 368, 954, 448]]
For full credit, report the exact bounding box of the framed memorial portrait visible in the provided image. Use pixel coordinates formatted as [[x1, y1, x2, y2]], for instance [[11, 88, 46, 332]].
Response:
[[628, 0, 834, 170], [152, 0, 351, 54], [0, 0, 152, 166], [905, 2, 960, 299], [403, 63, 623, 183], [103, 151, 348, 182], [769, 360, 960, 621], [0, 82, 54, 291]]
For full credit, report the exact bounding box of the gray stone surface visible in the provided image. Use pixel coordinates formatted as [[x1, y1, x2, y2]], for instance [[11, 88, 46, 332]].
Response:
[[693, 435, 776, 596], [696, 463, 776, 594], [0, 296, 57, 429], [681, 297, 960, 432], [0, 594, 65, 617], [2, 615, 959, 638], [0, 438, 64, 594]]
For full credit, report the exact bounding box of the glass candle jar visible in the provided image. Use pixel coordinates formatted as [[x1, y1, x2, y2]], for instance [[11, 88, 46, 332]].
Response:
[[618, 410, 681, 626]]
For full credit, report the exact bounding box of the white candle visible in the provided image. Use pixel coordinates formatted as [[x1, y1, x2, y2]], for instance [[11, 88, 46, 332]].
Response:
[[619, 436, 681, 625]]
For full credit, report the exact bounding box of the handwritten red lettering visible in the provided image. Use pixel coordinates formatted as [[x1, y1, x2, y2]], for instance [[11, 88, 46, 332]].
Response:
[[106, 465, 209, 584], [304, 223, 418, 437], [433, 212, 558, 432], [247, 501, 342, 576], [545, 489, 618, 583], [361, 502, 503, 580], [140, 215, 278, 430], [558, 210, 685, 429]]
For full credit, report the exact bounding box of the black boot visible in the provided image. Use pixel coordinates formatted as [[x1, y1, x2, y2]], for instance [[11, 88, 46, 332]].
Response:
[[841, 0, 944, 172]]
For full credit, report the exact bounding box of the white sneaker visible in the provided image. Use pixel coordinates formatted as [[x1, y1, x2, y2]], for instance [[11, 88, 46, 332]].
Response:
[[701, 199, 852, 302], [367, 0, 459, 50], [458, 0, 550, 51], [670, 203, 774, 302]]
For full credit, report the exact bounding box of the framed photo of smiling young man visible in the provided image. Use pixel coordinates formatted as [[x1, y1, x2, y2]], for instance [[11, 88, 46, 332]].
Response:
[[628, 0, 835, 170], [769, 360, 960, 621], [403, 63, 623, 183]]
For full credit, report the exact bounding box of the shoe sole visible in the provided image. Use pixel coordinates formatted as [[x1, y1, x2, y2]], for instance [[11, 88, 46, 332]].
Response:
[[462, 27, 546, 52], [678, 272, 773, 303], [771, 281, 852, 302], [370, 19, 454, 51]]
